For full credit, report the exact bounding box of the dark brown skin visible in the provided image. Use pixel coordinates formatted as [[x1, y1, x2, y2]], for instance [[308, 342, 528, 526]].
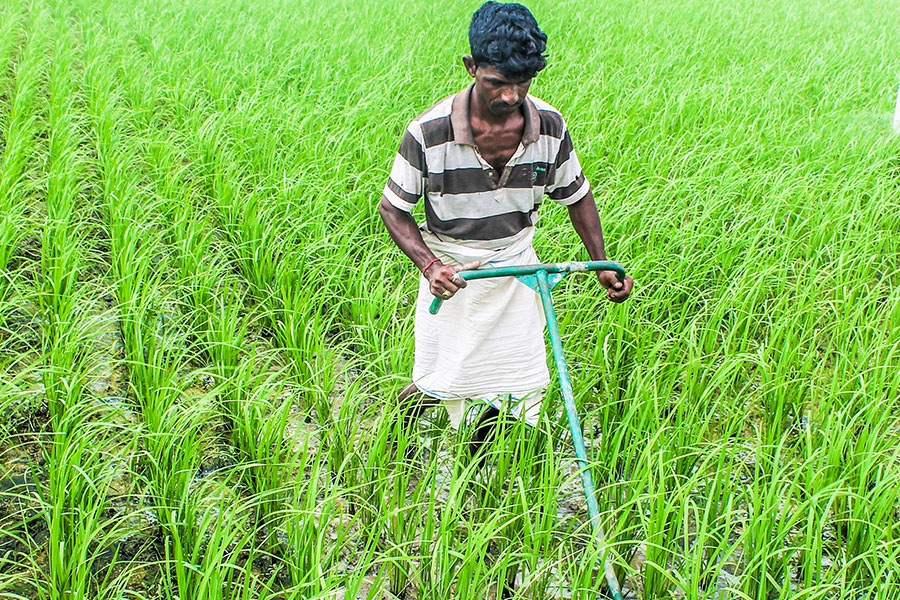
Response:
[[381, 57, 634, 451], [382, 55, 636, 600], [378, 200, 480, 300], [462, 56, 529, 171], [379, 56, 634, 303]]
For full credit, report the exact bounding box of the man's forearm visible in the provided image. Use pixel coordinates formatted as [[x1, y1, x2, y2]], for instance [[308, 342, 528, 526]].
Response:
[[378, 197, 438, 271], [566, 190, 607, 261]]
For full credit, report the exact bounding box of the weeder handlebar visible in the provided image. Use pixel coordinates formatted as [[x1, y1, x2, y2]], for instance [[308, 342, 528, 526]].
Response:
[[428, 260, 626, 315]]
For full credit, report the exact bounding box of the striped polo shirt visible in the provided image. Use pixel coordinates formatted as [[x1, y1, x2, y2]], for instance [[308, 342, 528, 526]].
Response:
[[382, 84, 590, 250]]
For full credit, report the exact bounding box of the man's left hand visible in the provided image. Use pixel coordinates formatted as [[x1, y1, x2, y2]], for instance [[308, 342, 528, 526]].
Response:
[[597, 271, 633, 303]]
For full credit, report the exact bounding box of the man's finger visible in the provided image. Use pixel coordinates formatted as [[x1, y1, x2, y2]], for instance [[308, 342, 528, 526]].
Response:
[[435, 276, 461, 293], [606, 278, 633, 302], [432, 284, 454, 299], [603, 270, 627, 289], [456, 260, 481, 272], [447, 261, 479, 289], [598, 271, 618, 289]]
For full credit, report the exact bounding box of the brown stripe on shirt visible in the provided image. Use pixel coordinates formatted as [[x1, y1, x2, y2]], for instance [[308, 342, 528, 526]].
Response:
[[429, 161, 553, 195], [428, 168, 496, 195], [538, 110, 565, 139], [387, 178, 421, 203], [504, 162, 553, 188], [548, 172, 586, 201], [421, 116, 454, 148], [554, 131, 575, 168], [398, 130, 426, 171], [424, 201, 538, 240]]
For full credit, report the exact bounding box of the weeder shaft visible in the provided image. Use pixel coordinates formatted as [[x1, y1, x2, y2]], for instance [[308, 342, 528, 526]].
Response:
[[535, 269, 624, 600]]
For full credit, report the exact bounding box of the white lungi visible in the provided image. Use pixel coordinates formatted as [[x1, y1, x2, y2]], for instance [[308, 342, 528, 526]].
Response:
[[413, 228, 549, 429]]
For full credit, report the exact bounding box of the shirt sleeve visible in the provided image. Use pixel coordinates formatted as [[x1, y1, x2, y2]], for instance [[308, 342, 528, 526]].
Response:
[[545, 122, 590, 206], [381, 121, 426, 212]]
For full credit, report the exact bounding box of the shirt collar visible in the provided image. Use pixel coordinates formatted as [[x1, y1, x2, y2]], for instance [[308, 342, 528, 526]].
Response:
[[450, 83, 541, 147]]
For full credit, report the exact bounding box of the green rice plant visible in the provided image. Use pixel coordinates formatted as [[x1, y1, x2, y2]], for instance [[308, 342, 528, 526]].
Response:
[[450, 510, 524, 599], [736, 438, 811, 600], [792, 425, 841, 592], [36, 27, 98, 431], [28, 405, 140, 600], [138, 395, 230, 600], [632, 435, 683, 599], [38, 306, 96, 434], [466, 417, 560, 587], [172, 115, 349, 414], [135, 118, 247, 354], [158, 474, 258, 600], [585, 377, 655, 583], [0, 358, 41, 442], [271, 258, 344, 416], [566, 472, 640, 596], [379, 445, 431, 594], [342, 243, 416, 378], [677, 442, 742, 596], [348, 406, 399, 534], [201, 286, 254, 380], [165, 197, 222, 317], [560, 537, 632, 600], [0, 7, 51, 301], [340, 380, 396, 516], [506, 470, 565, 596], [295, 534, 384, 600], [414, 451, 489, 599], [831, 440, 900, 589], [82, 43, 248, 598], [816, 393, 900, 580], [0, 2, 25, 104], [223, 190, 293, 297], [280, 457, 358, 597], [216, 363, 299, 551], [118, 290, 191, 428], [848, 538, 900, 600]]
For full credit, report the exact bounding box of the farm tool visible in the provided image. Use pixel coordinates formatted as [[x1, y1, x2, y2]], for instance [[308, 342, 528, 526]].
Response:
[[430, 260, 628, 600]]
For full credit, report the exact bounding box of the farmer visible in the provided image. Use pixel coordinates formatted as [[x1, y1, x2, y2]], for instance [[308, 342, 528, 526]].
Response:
[[379, 1, 633, 447]]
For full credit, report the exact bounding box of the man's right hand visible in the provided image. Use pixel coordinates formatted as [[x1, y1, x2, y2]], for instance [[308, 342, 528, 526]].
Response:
[[597, 270, 633, 303], [425, 260, 481, 300]]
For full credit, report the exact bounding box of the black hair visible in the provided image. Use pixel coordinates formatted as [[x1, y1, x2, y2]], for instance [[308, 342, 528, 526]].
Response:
[[468, 2, 547, 80]]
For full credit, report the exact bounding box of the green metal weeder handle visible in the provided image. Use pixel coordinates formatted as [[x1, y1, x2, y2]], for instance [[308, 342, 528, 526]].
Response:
[[428, 260, 625, 315], [428, 259, 627, 600]]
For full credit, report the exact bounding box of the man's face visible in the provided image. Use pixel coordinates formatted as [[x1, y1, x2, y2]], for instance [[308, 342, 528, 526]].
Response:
[[464, 57, 532, 118]]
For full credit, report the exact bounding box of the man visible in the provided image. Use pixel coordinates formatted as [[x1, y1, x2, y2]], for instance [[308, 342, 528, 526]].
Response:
[[379, 1, 633, 446]]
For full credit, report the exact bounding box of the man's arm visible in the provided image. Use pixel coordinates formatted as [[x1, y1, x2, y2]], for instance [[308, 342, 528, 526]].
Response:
[[566, 190, 633, 303], [378, 198, 479, 299]]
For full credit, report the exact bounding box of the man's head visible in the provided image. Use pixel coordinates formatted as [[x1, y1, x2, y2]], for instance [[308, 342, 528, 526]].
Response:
[[468, 2, 547, 80], [464, 2, 547, 117]]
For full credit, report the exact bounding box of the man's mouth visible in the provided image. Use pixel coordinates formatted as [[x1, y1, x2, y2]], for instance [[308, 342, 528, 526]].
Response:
[[492, 102, 519, 113]]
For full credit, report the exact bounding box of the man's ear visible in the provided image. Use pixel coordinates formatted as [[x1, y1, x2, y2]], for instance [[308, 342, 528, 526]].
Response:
[[462, 55, 477, 78]]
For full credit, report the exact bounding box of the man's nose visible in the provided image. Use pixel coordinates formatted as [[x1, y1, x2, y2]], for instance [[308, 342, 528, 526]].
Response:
[[501, 88, 520, 105]]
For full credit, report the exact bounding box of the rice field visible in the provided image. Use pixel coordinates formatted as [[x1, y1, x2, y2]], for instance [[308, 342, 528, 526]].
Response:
[[0, 0, 898, 598]]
